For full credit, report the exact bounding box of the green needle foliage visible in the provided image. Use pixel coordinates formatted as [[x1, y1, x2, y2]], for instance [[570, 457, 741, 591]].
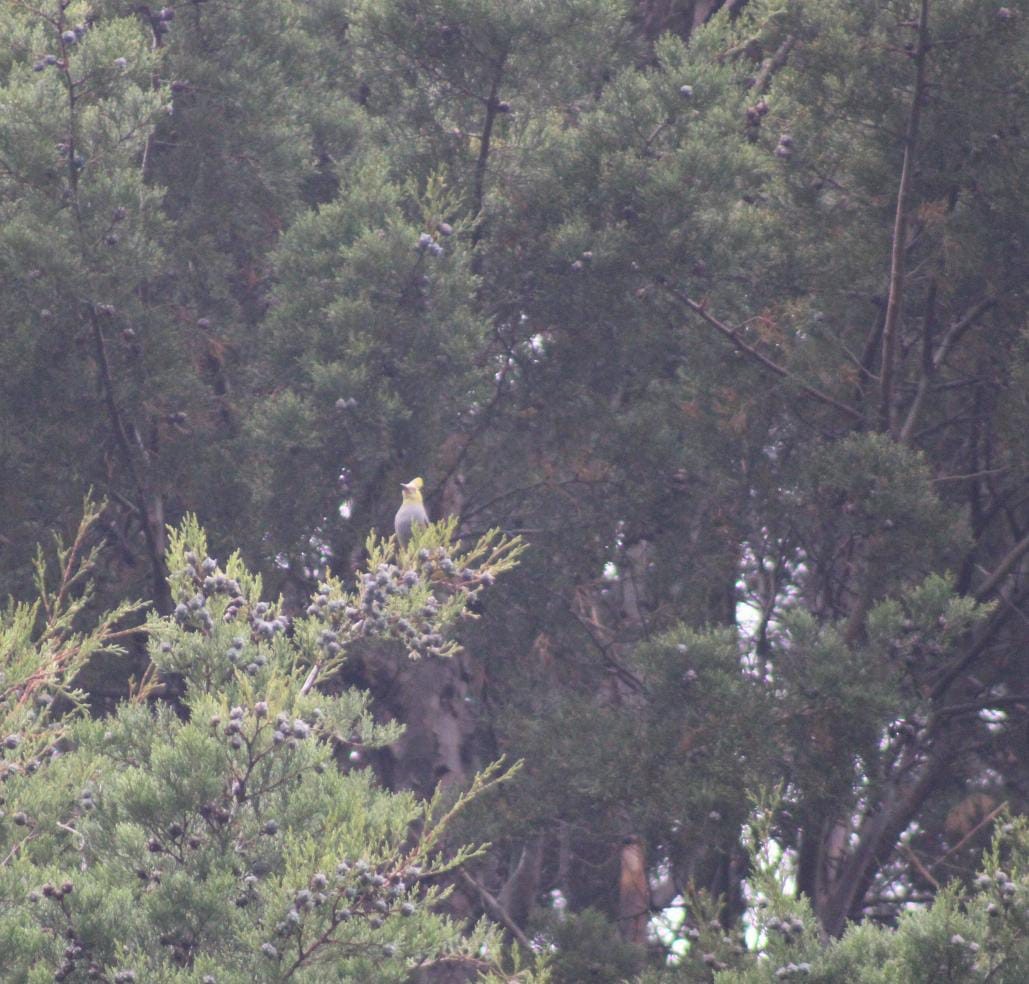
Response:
[[2, 0, 1028, 978], [1, 497, 146, 782], [636, 809, 1029, 983], [0, 513, 538, 983]]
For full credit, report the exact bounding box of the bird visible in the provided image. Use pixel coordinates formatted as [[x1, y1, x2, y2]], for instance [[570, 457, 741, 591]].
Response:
[[394, 477, 429, 548]]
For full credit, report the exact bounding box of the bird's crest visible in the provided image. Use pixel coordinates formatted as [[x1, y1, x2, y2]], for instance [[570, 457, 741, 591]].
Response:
[[401, 477, 424, 502]]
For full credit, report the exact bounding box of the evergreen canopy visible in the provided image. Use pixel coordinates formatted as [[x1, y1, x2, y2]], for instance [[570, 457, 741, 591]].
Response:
[[1, 1, 1027, 981]]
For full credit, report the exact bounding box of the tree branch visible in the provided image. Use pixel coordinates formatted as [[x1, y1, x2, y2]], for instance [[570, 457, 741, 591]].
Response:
[[472, 50, 508, 237], [880, 0, 931, 436], [751, 35, 796, 93], [899, 842, 940, 891], [819, 742, 947, 936], [898, 276, 936, 442], [457, 869, 533, 950], [899, 295, 996, 443], [928, 799, 1007, 871], [937, 696, 1029, 718], [663, 286, 864, 421], [88, 306, 170, 612], [974, 530, 1029, 602], [931, 296, 996, 371], [931, 585, 1027, 700]]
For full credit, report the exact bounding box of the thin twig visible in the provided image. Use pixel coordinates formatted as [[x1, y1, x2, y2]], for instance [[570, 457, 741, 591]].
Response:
[[899, 295, 996, 443], [929, 800, 1008, 871], [899, 842, 941, 891], [457, 869, 534, 950], [56, 821, 86, 849], [300, 664, 320, 696], [54, 510, 92, 613]]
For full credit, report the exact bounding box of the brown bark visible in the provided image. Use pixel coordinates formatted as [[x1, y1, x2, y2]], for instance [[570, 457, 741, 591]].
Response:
[[617, 836, 650, 944]]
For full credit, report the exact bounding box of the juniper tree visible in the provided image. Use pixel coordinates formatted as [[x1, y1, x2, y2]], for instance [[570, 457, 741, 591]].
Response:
[[400, 0, 1029, 957], [1, 0, 1027, 977], [0, 0, 364, 609], [0, 3, 173, 608], [0, 497, 145, 773], [0, 510, 534, 983], [633, 807, 1029, 984]]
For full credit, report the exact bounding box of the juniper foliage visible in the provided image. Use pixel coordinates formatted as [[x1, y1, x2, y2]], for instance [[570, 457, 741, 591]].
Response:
[[0, 511, 535, 983]]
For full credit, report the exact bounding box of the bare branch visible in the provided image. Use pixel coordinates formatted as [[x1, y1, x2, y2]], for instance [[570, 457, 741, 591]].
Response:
[[974, 530, 1029, 602], [938, 696, 1029, 718], [932, 466, 1009, 484], [899, 295, 996, 443], [88, 306, 170, 611], [929, 800, 1008, 872], [899, 842, 940, 891], [931, 296, 996, 371], [663, 285, 864, 421], [300, 664, 320, 696], [458, 869, 534, 950], [880, 0, 931, 435], [472, 50, 508, 235]]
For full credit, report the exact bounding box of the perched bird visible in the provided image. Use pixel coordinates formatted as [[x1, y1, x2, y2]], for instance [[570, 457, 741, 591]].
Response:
[[395, 477, 429, 548]]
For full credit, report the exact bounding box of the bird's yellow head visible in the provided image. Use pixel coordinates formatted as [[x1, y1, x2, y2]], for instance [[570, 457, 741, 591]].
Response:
[[400, 477, 424, 504]]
